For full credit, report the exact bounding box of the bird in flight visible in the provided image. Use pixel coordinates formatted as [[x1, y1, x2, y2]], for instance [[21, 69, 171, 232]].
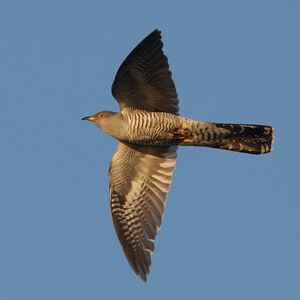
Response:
[[82, 29, 274, 282]]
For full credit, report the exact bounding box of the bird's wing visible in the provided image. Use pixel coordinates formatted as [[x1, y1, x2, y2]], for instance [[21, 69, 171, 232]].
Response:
[[109, 142, 177, 282], [111, 29, 179, 115]]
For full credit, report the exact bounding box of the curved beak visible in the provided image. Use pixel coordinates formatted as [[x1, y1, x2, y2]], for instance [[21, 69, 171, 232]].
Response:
[[81, 116, 97, 121]]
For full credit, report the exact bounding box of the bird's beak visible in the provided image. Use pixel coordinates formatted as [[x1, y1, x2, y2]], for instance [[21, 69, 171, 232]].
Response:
[[81, 116, 97, 121]]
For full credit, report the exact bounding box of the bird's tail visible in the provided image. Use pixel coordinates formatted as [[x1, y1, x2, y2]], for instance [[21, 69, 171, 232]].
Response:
[[176, 121, 275, 155]]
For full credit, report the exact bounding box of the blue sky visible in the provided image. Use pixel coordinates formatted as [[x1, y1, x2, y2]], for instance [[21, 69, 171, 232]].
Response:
[[1, 1, 300, 299]]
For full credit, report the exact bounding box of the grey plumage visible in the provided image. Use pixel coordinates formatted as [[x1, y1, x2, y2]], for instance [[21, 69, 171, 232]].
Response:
[[82, 29, 275, 282]]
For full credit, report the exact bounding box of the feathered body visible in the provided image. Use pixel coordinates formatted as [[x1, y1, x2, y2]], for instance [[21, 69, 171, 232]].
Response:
[[93, 110, 274, 154]]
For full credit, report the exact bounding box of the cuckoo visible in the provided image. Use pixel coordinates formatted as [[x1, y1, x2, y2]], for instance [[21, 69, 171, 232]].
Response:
[[82, 29, 274, 282]]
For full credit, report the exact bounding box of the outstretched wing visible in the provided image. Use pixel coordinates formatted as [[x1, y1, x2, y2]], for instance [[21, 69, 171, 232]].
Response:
[[111, 29, 179, 115], [109, 142, 177, 281]]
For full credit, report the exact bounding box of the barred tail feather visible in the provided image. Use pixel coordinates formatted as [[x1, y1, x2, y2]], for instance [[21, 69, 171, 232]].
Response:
[[178, 122, 275, 155], [215, 123, 275, 155]]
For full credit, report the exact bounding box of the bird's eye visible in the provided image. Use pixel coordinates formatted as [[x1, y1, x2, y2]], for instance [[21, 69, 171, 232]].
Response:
[[98, 112, 105, 118]]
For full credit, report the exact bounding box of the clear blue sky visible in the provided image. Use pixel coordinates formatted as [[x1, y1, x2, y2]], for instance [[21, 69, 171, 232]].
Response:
[[1, 1, 299, 299]]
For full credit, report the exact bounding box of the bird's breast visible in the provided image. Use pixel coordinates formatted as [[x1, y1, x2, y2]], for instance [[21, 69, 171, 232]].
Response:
[[125, 111, 181, 146]]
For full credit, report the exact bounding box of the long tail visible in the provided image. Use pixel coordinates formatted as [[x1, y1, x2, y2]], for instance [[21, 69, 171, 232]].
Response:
[[177, 122, 275, 155]]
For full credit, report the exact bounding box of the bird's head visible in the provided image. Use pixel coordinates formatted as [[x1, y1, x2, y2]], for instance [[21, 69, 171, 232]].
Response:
[[81, 111, 120, 134], [82, 111, 116, 123]]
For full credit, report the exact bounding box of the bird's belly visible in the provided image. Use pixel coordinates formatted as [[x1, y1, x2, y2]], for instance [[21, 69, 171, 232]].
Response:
[[126, 128, 176, 146], [125, 112, 180, 146]]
